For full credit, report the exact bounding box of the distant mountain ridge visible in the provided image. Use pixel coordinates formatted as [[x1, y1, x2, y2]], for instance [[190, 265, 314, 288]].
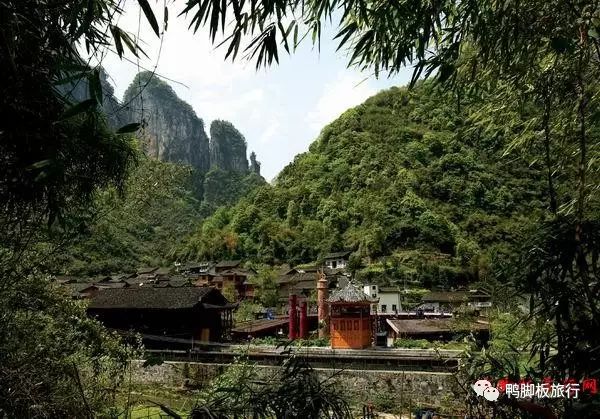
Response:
[[65, 70, 260, 178], [122, 71, 259, 177], [53, 71, 267, 275]]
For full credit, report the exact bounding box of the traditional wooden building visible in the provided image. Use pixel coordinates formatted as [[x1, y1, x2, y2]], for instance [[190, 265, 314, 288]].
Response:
[[277, 267, 349, 305], [328, 282, 377, 349], [87, 287, 235, 347], [214, 260, 242, 273], [323, 251, 351, 270], [418, 290, 492, 313], [385, 317, 489, 346], [65, 283, 99, 299]]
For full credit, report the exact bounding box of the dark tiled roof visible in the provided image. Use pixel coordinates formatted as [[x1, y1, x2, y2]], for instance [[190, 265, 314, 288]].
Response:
[[379, 287, 403, 293], [167, 277, 191, 288], [278, 272, 316, 284], [54, 275, 81, 284], [88, 287, 225, 310], [220, 268, 251, 276], [155, 267, 172, 276], [328, 282, 375, 303], [386, 318, 489, 335], [278, 268, 346, 284], [289, 280, 318, 290], [215, 260, 242, 268], [421, 292, 469, 303], [95, 282, 128, 289], [66, 283, 98, 293], [124, 278, 153, 286], [136, 267, 158, 275], [109, 274, 129, 282], [324, 251, 351, 259]]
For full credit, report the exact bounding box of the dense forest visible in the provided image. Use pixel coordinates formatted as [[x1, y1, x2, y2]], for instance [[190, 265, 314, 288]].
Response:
[[51, 155, 264, 276], [175, 82, 549, 287]]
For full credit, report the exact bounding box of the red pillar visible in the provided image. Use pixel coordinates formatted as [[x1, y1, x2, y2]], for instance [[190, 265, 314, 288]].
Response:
[[317, 271, 329, 338], [288, 294, 297, 340], [299, 301, 308, 339]]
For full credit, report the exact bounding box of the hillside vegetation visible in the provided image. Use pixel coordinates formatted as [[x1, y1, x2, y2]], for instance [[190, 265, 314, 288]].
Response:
[[54, 156, 263, 275], [177, 83, 549, 287]]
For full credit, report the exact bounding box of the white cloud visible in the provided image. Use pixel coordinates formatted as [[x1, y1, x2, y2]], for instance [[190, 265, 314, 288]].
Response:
[[258, 120, 281, 145], [306, 71, 376, 132]]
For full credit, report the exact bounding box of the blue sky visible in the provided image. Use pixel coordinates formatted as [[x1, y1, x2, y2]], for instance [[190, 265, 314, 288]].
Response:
[[96, 3, 413, 180]]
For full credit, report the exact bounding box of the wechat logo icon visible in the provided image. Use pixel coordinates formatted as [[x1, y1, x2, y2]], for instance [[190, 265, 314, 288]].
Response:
[[472, 379, 500, 402]]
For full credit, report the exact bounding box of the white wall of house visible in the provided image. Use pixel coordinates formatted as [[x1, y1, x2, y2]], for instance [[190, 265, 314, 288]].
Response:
[[362, 285, 402, 313], [325, 258, 347, 269], [378, 292, 403, 313], [467, 301, 492, 309]]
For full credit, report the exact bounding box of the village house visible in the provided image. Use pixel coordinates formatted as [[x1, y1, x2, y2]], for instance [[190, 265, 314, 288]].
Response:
[[277, 266, 349, 309], [323, 251, 351, 270], [385, 317, 489, 346], [178, 261, 213, 275], [328, 281, 377, 349], [87, 287, 235, 347], [363, 284, 403, 314], [153, 275, 190, 288], [64, 282, 99, 299], [417, 290, 492, 313], [214, 260, 243, 273], [180, 260, 256, 301]]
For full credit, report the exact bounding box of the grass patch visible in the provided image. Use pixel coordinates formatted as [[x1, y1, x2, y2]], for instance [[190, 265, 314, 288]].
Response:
[[393, 338, 467, 350]]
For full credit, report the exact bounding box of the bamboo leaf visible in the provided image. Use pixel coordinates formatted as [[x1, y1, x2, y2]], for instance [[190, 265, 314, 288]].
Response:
[[116, 123, 141, 134], [88, 69, 103, 105], [60, 99, 96, 120], [110, 25, 124, 58], [54, 72, 90, 86], [27, 160, 52, 170], [138, 0, 161, 37]]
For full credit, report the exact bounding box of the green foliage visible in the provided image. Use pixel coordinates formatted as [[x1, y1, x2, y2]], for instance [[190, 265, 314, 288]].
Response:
[[221, 282, 237, 302], [392, 339, 467, 350], [51, 157, 202, 275], [0, 276, 136, 417], [513, 217, 600, 379], [183, 83, 545, 287], [192, 351, 351, 418], [0, 2, 148, 414], [203, 168, 264, 208], [48, 153, 265, 276], [252, 265, 279, 307], [250, 337, 330, 347], [234, 300, 264, 323]]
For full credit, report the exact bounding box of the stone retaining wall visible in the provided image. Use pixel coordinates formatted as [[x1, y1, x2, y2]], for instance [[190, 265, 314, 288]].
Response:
[[130, 360, 459, 407]]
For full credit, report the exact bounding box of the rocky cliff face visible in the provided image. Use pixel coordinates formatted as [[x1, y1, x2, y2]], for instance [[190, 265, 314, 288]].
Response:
[[249, 151, 261, 175], [209, 120, 249, 172], [59, 69, 124, 129], [121, 72, 210, 172], [65, 70, 262, 178]]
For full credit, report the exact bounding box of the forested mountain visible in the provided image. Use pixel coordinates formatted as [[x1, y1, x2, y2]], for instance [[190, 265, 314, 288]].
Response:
[[53, 156, 265, 276], [176, 82, 549, 287], [53, 73, 266, 275]]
